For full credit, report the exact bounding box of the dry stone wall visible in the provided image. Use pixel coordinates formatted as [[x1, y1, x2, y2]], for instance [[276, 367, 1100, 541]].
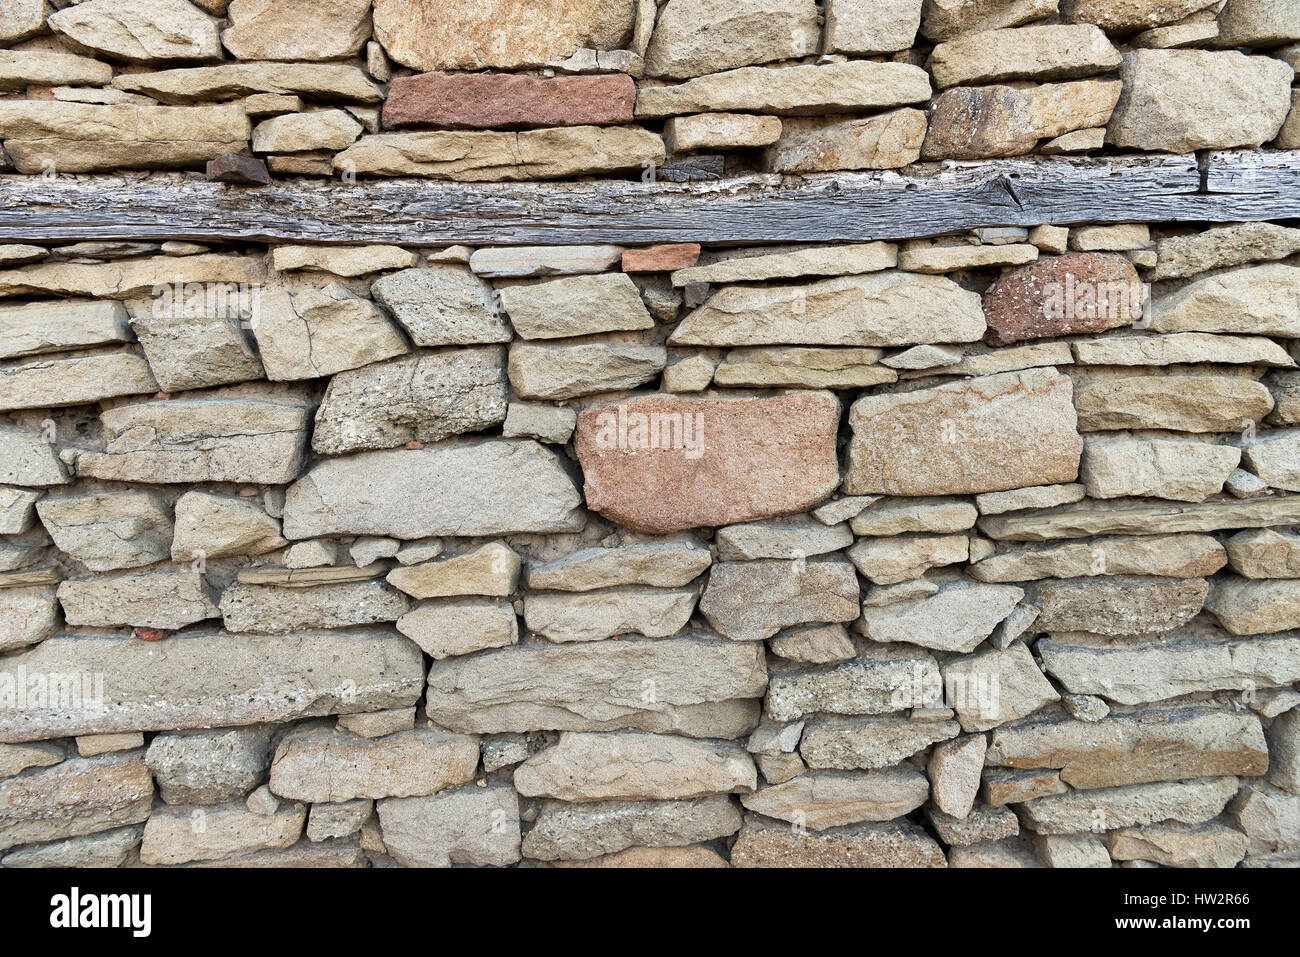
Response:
[[1, 0, 1300, 869]]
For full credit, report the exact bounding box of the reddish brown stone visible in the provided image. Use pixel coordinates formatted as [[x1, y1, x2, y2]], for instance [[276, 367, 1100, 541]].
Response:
[[206, 154, 270, 186], [622, 243, 702, 273], [575, 391, 841, 534], [383, 72, 637, 130], [983, 252, 1142, 346]]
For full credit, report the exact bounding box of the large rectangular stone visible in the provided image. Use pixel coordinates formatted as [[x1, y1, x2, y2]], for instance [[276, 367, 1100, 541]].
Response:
[[669, 272, 984, 347], [0, 254, 264, 299], [514, 732, 757, 801], [0, 101, 250, 174], [74, 398, 312, 485], [986, 705, 1269, 790], [0, 753, 153, 852], [423, 638, 767, 736], [1038, 625, 1300, 705], [112, 63, 384, 104], [333, 126, 664, 179], [0, 301, 131, 361], [384, 71, 636, 128], [574, 392, 840, 533], [0, 350, 158, 411], [847, 369, 1083, 496], [979, 495, 1300, 541], [268, 723, 479, 802], [1017, 777, 1240, 835], [0, 630, 425, 743], [282, 440, 583, 539], [635, 60, 931, 117]]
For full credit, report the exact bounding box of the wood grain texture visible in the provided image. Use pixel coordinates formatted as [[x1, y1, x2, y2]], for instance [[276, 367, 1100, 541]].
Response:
[[0, 151, 1295, 246]]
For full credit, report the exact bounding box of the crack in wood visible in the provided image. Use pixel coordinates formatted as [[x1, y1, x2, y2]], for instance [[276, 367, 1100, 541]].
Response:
[[0, 151, 1295, 247]]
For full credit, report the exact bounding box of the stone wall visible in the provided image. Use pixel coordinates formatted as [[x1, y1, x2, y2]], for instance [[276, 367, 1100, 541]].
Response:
[[1, 0, 1300, 869]]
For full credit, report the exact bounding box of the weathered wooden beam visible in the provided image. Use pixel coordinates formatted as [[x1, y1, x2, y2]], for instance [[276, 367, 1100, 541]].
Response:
[[0, 152, 1296, 246]]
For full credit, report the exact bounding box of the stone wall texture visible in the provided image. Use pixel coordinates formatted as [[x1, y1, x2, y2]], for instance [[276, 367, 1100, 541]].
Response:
[[1, 0, 1300, 870]]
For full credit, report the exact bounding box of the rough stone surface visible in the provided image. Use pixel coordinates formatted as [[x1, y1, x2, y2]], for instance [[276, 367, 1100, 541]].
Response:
[[0, 631, 425, 743], [524, 587, 700, 643], [1107, 50, 1294, 153], [923, 80, 1122, 160], [670, 272, 984, 347], [983, 253, 1141, 346], [221, 0, 373, 61], [699, 558, 860, 642], [501, 273, 653, 340], [0, 754, 154, 852], [146, 726, 275, 805], [371, 0, 636, 72], [509, 342, 667, 400], [929, 25, 1121, 89], [846, 370, 1083, 496], [636, 61, 933, 118], [1038, 626, 1300, 705], [576, 392, 840, 534], [739, 768, 930, 830], [36, 490, 172, 572], [424, 638, 766, 735], [313, 347, 507, 455], [386, 72, 635, 130], [282, 441, 584, 539], [75, 398, 311, 486], [731, 814, 945, 867], [515, 732, 756, 801], [1080, 437, 1241, 503], [1018, 777, 1240, 835], [269, 723, 478, 802], [335, 126, 665, 180], [0, 102, 249, 174]]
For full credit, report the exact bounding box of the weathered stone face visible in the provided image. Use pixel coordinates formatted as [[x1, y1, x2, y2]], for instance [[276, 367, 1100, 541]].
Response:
[[0, 631, 425, 743], [1107, 50, 1295, 153], [699, 558, 860, 642], [983, 253, 1141, 345], [334, 126, 665, 180], [923, 80, 1122, 160], [221, 0, 373, 61], [670, 272, 985, 347], [522, 794, 741, 861], [739, 768, 930, 830], [846, 369, 1083, 496], [372, 0, 636, 71], [515, 732, 757, 801], [378, 783, 521, 867], [384, 72, 637, 129], [575, 392, 841, 533], [423, 638, 766, 735], [0, 102, 249, 173], [928, 25, 1121, 89], [36, 491, 172, 572], [1038, 626, 1300, 706], [0, 754, 154, 852], [269, 723, 479, 802], [635, 60, 933, 117], [282, 440, 584, 539], [74, 398, 312, 486], [312, 347, 508, 455], [986, 706, 1268, 790]]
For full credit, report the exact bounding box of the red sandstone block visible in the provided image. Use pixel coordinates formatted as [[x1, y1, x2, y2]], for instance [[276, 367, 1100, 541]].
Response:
[[622, 243, 702, 273], [574, 391, 841, 534], [383, 72, 637, 130], [982, 252, 1142, 346]]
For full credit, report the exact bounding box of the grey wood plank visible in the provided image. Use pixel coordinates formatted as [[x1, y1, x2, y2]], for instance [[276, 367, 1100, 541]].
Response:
[[0, 152, 1293, 247]]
